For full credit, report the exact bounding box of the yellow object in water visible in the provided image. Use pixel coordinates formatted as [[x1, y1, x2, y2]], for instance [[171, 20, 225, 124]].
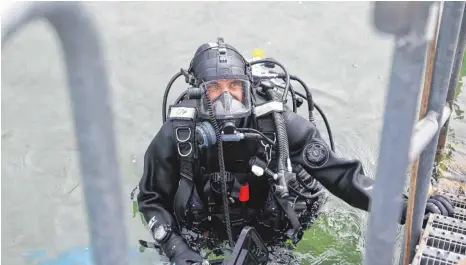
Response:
[[252, 48, 264, 59]]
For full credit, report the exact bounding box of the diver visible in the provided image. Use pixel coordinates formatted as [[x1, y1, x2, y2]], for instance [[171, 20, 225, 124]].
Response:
[[136, 38, 455, 265]]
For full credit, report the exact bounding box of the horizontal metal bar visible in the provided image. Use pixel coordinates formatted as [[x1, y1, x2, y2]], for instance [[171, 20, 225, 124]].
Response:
[[2, 2, 128, 265], [409, 105, 451, 162], [440, 104, 452, 127], [410, 111, 440, 162]]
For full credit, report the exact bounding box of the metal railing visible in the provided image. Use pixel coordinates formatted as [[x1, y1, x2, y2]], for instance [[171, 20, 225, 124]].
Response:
[[2, 1, 465, 265], [365, 2, 466, 265]]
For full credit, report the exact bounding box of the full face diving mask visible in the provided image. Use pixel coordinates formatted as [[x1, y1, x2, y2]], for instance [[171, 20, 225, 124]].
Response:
[[198, 79, 252, 121]]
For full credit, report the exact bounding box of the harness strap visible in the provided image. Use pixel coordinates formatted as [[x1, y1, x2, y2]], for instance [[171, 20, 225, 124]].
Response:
[[169, 106, 206, 227]]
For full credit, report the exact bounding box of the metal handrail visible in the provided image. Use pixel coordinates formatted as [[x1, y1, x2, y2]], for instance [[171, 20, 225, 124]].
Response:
[[2, 2, 128, 265], [407, 2, 465, 263], [365, 2, 465, 265], [363, 2, 435, 265]]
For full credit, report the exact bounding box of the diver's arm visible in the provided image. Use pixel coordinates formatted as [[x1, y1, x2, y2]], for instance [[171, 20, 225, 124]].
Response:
[[283, 110, 388, 212], [137, 121, 180, 232], [284, 110, 454, 225]]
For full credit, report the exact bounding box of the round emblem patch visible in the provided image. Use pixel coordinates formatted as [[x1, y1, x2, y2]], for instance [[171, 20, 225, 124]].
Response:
[[303, 142, 329, 168]]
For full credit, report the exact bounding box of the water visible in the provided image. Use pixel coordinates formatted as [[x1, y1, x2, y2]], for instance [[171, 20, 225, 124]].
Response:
[[1, 2, 464, 265]]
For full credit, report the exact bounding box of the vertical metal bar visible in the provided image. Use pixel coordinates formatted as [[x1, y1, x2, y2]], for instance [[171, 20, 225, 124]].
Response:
[[363, 2, 434, 265], [435, 5, 466, 161], [409, 1, 465, 262], [446, 5, 466, 111], [400, 4, 441, 261], [2, 2, 128, 265]]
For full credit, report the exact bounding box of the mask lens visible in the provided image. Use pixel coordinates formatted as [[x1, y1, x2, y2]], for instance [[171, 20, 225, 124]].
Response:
[[200, 79, 252, 120], [203, 79, 245, 102]]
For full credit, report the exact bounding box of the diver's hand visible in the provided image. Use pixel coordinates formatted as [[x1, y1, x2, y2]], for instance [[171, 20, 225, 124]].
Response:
[[161, 234, 204, 265], [425, 194, 455, 218], [421, 194, 455, 228], [399, 194, 455, 225]]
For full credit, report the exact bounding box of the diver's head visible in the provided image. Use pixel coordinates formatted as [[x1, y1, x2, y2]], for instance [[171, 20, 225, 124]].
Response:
[[188, 38, 253, 126]]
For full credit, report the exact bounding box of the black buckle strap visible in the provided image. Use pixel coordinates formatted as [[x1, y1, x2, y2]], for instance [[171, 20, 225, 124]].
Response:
[[170, 108, 202, 227], [173, 122, 197, 178]]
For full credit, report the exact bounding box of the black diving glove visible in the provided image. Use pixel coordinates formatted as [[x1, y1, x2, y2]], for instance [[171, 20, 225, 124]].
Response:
[[161, 234, 205, 265], [425, 194, 455, 217], [400, 194, 455, 226]]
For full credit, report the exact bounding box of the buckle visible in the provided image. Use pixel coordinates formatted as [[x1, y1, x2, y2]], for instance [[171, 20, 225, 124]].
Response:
[[176, 127, 193, 157]]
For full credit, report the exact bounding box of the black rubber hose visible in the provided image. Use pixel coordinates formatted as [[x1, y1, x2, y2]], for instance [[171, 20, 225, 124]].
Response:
[[265, 89, 289, 170], [277, 73, 314, 123], [174, 91, 187, 105], [290, 75, 314, 123], [274, 112, 289, 169], [203, 89, 234, 247], [314, 103, 335, 152], [236, 128, 276, 146], [286, 88, 335, 152], [265, 89, 290, 198], [162, 71, 183, 123], [289, 84, 297, 113]]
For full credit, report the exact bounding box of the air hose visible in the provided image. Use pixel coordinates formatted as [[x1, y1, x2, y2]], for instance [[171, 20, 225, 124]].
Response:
[[203, 88, 234, 247], [276, 79, 336, 152], [265, 89, 290, 193], [250, 58, 293, 198], [162, 71, 183, 123], [289, 74, 315, 124]]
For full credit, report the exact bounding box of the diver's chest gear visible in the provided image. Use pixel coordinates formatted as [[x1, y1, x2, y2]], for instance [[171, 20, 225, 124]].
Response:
[[167, 59, 335, 245], [167, 99, 322, 244]]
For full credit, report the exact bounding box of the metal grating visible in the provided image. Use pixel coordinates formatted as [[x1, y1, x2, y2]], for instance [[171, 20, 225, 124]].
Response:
[[453, 208, 466, 221], [430, 214, 466, 235], [423, 226, 466, 254], [412, 246, 466, 265], [411, 212, 466, 265]]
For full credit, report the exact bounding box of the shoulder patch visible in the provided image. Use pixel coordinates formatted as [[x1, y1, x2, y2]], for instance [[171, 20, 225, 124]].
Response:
[[302, 142, 329, 168]]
